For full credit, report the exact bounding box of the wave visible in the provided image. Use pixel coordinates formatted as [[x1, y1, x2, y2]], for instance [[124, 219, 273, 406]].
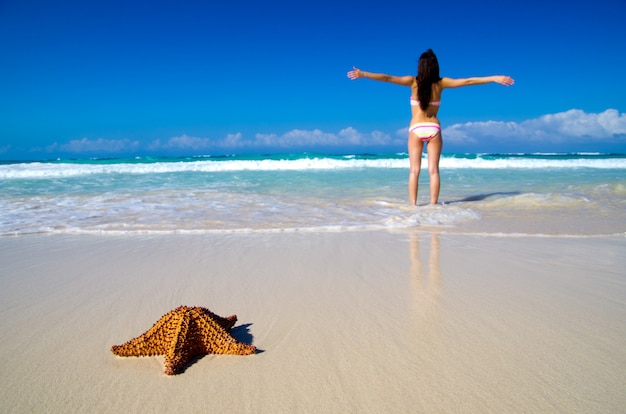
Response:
[[1, 153, 625, 179]]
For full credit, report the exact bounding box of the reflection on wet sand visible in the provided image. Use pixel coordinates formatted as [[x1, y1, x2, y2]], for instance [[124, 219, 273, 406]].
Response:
[[409, 232, 442, 337]]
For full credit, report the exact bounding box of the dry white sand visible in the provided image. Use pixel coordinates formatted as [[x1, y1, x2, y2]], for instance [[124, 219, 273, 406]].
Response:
[[1, 231, 625, 413]]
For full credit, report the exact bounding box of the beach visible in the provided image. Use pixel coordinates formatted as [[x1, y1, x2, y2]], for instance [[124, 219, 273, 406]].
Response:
[[1, 231, 625, 413], [1, 153, 625, 412]]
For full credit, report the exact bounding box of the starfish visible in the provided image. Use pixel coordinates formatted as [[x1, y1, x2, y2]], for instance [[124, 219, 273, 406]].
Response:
[[111, 305, 256, 375]]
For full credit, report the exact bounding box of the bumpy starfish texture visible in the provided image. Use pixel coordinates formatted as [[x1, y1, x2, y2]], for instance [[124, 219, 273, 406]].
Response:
[[111, 305, 256, 375]]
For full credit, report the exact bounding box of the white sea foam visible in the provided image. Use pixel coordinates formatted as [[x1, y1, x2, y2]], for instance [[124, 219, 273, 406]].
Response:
[[1, 155, 625, 179], [478, 192, 592, 209], [439, 157, 626, 170], [383, 204, 481, 228], [0, 159, 395, 179], [0, 189, 482, 236]]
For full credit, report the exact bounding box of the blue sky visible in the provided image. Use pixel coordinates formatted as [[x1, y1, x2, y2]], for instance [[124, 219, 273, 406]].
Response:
[[1, 0, 626, 159]]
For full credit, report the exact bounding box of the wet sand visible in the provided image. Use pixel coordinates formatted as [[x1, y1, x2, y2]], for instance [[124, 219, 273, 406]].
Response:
[[1, 231, 625, 413]]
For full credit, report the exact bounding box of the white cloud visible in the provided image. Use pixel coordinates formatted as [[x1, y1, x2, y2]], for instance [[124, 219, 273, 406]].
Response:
[[253, 129, 338, 147], [253, 127, 399, 148], [150, 109, 626, 154], [38, 109, 625, 156], [528, 109, 626, 138], [443, 108, 626, 144], [47, 138, 141, 154], [150, 129, 401, 151], [149, 134, 214, 151]]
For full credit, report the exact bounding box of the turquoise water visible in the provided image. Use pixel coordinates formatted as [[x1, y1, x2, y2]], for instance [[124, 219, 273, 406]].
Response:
[[1, 153, 625, 236]]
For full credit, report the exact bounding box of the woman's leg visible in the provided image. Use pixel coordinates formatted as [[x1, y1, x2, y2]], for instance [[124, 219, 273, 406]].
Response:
[[408, 133, 424, 205], [426, 134, 443, 204]]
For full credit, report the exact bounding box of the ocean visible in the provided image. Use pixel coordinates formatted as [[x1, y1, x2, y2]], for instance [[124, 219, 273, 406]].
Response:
[[1, 152, 625, 236]]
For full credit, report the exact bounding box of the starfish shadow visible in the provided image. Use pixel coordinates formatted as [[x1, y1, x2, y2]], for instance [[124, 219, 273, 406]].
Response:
[[232, 323, 264, 353], [175, 354, 205, 374]]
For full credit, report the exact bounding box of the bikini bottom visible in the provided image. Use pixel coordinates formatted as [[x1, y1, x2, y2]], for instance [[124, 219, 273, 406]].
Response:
[[409, 122, 441, 142]]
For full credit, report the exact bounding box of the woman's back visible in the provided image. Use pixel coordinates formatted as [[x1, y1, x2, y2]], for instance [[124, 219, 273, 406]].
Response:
[[411, 79, 442, 122]]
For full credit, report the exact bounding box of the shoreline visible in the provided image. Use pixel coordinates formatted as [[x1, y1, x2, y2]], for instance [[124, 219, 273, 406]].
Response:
[[1, 231, 625, 412], [2, 224, 624, 239]]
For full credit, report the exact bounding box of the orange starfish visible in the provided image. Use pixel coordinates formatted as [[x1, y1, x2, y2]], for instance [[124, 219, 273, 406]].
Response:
[[111, 305, 256, 375]]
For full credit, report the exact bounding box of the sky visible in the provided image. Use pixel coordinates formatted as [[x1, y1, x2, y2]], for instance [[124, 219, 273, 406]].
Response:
[[1, 0, 626, 159]]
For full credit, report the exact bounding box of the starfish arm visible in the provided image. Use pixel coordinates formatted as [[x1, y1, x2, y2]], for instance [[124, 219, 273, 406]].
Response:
[[197, 306, 238, 331], [111, 311, 178, 357], [163, 309, 197, 375], [193, 310, 257, 355]]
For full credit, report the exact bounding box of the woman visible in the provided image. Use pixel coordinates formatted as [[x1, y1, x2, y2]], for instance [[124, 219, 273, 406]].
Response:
[[347, 49, 514, 205]]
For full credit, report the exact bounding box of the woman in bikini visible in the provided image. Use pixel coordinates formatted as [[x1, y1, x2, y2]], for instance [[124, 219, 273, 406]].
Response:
[[347, 49, 514, 205]]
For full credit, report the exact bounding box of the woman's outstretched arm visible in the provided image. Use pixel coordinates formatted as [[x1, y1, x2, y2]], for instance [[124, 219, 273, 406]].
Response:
[[441, 76, 514, 88], [347, 67, 413, 86]]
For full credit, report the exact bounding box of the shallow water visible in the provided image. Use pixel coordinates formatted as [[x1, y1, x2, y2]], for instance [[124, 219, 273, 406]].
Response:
[[1, 153, 624, 236]]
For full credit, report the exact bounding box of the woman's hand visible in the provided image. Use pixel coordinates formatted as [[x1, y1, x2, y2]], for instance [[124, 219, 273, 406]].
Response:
[[347, 66, 364, 80], [347, 68, 413, 85], [495, 76, 515, 86]]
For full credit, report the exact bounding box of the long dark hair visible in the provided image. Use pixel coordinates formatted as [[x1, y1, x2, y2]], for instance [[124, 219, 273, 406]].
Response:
[[416, 49, 442, 111]]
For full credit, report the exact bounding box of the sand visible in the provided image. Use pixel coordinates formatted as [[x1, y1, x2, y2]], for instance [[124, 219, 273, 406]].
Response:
[[1, 231, 625, 413]]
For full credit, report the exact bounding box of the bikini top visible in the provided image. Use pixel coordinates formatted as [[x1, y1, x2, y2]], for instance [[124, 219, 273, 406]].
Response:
[[410, 97, 440, 106]]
